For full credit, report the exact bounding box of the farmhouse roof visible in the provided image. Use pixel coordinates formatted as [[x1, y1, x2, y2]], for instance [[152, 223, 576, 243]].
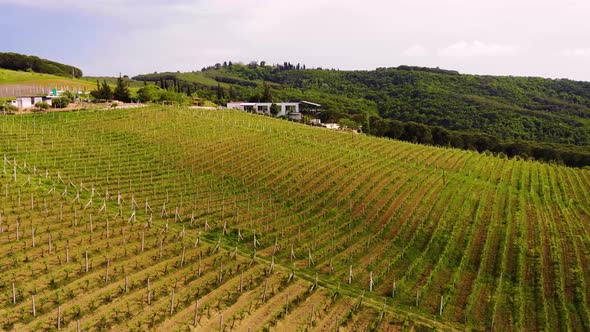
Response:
[[300, 100, 321, 107]]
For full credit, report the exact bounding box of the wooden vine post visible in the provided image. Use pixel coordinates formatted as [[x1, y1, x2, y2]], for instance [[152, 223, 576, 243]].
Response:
[[57, 305, 62, 330], [147, 278, 151, 305], [85, 250, 89, 273], [170, 288, 175, 314], [239, 271, 243, 294], [193, 298, 199, 326], [105, 258, 110, 282]]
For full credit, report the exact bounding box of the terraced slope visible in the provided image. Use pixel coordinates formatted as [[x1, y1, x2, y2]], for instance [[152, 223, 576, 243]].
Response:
[[0, 106, 588, 331]]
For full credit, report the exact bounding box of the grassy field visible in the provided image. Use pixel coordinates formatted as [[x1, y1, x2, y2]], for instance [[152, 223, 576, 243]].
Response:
[[0, 69, 94, 89], [0, 69, 95, 99], [0, 106, 588, 331], [132, 71, 233, 89]]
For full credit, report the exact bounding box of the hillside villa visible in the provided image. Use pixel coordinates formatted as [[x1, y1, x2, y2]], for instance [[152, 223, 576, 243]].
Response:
[[226, 100, 321, 121]]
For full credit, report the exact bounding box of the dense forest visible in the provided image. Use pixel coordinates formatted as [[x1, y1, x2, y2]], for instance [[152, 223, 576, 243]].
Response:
[[217, 63, 590, 145], [0, 52, 83, 78], [135, 62, 590, 146], [133, 62, 590, 167]]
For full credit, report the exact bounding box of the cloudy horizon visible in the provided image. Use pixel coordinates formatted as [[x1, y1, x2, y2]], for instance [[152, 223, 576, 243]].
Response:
[[2, 0, 590, 81]]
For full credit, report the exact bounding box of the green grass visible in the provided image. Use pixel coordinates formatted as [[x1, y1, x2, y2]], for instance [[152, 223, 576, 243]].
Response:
[[81, 76, 146, 88], [177, 71, 232, 87], [0, 68, 94, 89], [133, 71, 235, 88], [0, 106, 587, 331]]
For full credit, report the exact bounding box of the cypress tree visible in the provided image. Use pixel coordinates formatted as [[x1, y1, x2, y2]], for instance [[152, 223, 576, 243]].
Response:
[[217, 83, 225, 101], [262, 82, 272, 103], [113, 76, 131, 102]]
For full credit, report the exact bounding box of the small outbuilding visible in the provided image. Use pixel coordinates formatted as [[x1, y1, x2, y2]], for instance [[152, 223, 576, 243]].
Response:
[[9, 96, 53, 110]]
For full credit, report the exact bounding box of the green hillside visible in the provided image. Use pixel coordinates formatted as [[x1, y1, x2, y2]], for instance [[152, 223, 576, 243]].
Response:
[[0, 53, 91, 99], [0, 69, 94, 90], [0, 106, 588, 331], [82, 76, 146, 88], [159, 63, 590, 147], [289, 66, 590, 145], [0, 52, 82, 78], [132, 64, 590, 167], [134, 71, 232, 88]]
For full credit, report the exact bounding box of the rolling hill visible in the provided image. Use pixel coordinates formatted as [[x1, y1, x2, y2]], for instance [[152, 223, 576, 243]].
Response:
[[135, 64, 590, 147], [132, 64, 590, 167], [0, 52, 82, 78], [0, 106, 588, 331], [0, 68, 94, 98]]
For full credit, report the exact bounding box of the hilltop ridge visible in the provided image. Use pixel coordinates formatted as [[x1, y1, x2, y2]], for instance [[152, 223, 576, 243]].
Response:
[[0, 52, 83, 78]]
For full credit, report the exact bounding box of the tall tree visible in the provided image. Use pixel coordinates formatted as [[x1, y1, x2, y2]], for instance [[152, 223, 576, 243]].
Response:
[[90, 80, 113, 100], [113, 76, 131, 102], [228, 86, 237, 100], [261, 82, 272, 102], [216, 83, 225, 101]]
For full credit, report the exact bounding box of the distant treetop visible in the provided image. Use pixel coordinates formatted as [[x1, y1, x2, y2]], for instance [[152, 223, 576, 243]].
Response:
[[394, 65, 460, 75]]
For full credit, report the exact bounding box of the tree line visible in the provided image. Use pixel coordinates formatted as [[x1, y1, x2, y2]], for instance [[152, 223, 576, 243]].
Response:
[[90, 77, 131, 102], [210, 63, 590, 146], [320, 110, 590, 167], [126, 62, 590, 166]]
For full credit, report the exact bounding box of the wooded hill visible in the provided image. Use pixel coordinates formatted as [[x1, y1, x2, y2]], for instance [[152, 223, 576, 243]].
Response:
[[133, 62, 590, 167], [0, 52, 83, 78]]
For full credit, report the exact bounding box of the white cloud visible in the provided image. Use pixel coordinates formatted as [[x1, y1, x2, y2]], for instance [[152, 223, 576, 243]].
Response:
[[438, 41, 521, 57], [402, 45, 427, 57], [559, 48, 590, 57]]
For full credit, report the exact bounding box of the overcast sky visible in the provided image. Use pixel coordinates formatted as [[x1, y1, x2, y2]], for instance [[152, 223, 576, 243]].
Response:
[[2, 0, 590, 80]]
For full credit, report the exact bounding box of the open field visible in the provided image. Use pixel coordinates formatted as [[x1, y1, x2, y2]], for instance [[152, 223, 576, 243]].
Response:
[[0, 106, 589, 331]]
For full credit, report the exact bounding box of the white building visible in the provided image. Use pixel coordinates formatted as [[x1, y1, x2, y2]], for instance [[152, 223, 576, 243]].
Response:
[[9, 96, 53, 110], [227, 101, 313, 121], [323, 123, 341, 130], [309, 118, 322, 126]]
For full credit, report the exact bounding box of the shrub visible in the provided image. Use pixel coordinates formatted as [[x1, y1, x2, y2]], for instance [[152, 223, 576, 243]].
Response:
[[270, 103, 280, 116], [0, 103, 18, 113], [159, 90, 187, 104], [35, 101, 50, 111], [52, 96, 70, 108], [137, 84, 161, 103], [338, 118, 360, 130], [61, 90, 76, 102]]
